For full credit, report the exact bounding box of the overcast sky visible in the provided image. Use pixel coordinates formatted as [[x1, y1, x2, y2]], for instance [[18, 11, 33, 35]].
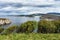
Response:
[[0, 0, 60, 15], [0, 0, 55, 4]]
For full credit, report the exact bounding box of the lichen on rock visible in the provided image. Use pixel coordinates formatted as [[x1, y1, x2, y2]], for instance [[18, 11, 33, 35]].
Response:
[[0, 18, 11, 25]]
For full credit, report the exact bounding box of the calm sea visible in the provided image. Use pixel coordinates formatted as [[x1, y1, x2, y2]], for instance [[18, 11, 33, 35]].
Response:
[[0, 16, 40, 28]]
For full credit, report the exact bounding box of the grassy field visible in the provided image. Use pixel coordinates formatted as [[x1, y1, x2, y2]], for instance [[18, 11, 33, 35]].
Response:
[[0, 33, 60, 40]]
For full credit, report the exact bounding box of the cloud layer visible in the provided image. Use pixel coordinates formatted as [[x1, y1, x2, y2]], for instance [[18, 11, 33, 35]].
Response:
[[0, 0, 54, 4], [0, 0, 59, 15]]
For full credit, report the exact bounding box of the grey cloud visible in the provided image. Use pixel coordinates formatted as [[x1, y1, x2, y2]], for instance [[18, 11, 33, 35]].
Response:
[[0, 3, 53, 9], [55, 0, 60, 1]]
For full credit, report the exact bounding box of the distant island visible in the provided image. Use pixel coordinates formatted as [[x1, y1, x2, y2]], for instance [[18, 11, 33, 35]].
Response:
[[47, 12, 60, 15], [5, 12, 60, 17], [6, 13, 45, 17]]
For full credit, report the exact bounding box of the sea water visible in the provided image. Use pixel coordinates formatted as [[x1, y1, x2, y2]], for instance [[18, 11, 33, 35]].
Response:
[[0, 16, 40, 28]]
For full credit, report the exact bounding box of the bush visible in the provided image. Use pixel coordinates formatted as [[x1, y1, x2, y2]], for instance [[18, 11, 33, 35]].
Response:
[[2, 25, 18, 34], [53, 20, 60, 33], [16, 21, 37, 33], [38, 20, 56, 33], [0, 27, 4, 33]]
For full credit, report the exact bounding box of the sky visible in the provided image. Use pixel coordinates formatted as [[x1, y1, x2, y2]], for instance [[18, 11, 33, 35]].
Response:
[[0, 0, 60, 15], [0, 0, 55, 4]]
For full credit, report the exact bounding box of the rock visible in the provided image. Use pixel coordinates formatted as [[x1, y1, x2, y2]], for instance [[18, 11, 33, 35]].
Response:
[[0, 18, 11, 25]]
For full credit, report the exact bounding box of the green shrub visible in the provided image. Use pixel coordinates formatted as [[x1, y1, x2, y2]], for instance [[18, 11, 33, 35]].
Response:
[[2, 25, 18, 34], [16, 21, 37, 33], [53, 20, 60, 33], [0, 27, 4, 33], [38, 20, 56, 33]]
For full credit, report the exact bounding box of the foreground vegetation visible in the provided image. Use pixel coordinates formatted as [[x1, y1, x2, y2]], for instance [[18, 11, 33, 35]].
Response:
[[0, 20, 60, 40], [0, 20, 60, 34], [0, 33, 60, 40]]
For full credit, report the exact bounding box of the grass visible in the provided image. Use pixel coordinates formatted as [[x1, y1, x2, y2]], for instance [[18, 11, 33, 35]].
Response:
[[0, 33, 60, 40]]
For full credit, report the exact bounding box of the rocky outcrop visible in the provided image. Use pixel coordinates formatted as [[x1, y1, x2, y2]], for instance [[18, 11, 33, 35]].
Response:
[[40, 14, 60, 21], [0, 18, 11, 25]]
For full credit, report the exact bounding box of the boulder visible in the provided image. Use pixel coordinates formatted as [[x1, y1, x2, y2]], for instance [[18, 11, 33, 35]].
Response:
[[0, 18, 11, 25]]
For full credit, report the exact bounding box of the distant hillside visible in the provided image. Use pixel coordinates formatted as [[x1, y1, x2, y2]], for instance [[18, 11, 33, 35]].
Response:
[[30, 13, 45, 16], [8, 13, 45, 17], [47, 12, 60, 15]]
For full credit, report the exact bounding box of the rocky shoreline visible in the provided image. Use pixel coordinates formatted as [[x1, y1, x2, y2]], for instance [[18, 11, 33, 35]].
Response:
[[0, 18, 11, 25]]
